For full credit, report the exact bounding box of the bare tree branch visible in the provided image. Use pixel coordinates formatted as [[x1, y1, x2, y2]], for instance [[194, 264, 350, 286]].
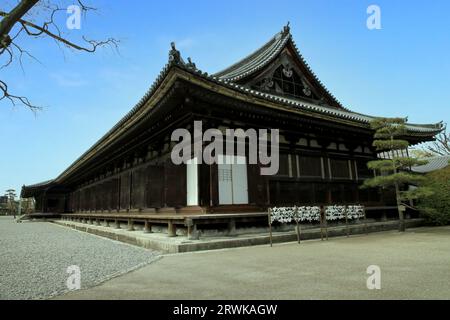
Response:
[[0, 11, 119, 53], [0, 0, 119, 111], [0, 0, 39, 49], [1, 46, 13, 69], [0, 79, 41, 112], [421, 128, 450, 156]]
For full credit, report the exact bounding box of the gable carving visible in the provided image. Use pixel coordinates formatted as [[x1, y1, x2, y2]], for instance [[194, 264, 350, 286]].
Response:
[[248, 52, 320, 101]]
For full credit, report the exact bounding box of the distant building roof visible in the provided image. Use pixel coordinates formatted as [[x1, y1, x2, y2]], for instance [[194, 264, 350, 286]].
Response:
[[411, 155, 450, 173]]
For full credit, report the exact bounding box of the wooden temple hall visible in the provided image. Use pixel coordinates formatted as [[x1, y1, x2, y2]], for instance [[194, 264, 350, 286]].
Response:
[[22, 24, 442, 235]]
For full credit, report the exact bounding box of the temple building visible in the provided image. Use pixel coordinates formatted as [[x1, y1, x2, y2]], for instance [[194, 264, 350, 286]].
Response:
[[21, 24, 443, 223]]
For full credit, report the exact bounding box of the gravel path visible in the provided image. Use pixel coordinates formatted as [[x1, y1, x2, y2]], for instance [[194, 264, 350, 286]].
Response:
[[0, 217, 160, 300]]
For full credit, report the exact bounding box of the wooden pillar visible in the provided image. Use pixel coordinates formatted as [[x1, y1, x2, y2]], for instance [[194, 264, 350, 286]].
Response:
[[115, 219, 120, 229], [345, 206, 349, 237], [364, 207, 368, 235], [105, 219, 110, 227], [209, 162, 213, 207], [320, 206, 328, 241], [268, 208, 273, 247]]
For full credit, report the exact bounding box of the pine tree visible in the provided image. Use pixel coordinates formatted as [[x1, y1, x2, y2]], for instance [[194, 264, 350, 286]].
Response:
[[362, 118, 432, 231]]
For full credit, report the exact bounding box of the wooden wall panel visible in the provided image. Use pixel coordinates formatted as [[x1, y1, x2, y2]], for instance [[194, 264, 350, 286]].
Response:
[[110, 178, 119, 211], [97, 184, 104, 211], [277, 153, 290, 176], [146, 165, 164, 208], [120, 172, 131, 210], [88, 187, 94, 211], [198, 163, 211, 207], [330, 159, 350, 179], [313, 183, 328, 204], [356, 159, 373, 179], [131, 168, 146, 210], [247, 163, 267, 206], [164, 161, 186, 207], [299, 156, 322, 177]]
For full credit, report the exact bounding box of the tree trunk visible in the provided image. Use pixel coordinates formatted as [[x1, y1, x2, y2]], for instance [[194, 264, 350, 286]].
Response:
[[0, 0, 39, 48], [395, 181, 405, 232]]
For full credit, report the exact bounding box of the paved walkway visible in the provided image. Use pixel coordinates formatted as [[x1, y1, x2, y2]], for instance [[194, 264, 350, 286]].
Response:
[[56, 226, 450, 300]]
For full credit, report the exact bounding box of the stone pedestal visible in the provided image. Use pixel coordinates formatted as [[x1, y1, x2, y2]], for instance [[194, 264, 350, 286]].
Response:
[[144, 220, 152, 233], [227, 219, 237, 236], [127, 219, 134, 231], [186, 219, 199, 240], [168, 221, 177, 237]]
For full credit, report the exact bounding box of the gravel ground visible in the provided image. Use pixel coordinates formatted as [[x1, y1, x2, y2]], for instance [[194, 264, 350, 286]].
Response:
[[0, 216, 160, 300]]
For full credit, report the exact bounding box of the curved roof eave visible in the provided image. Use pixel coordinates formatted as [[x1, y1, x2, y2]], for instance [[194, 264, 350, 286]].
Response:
[[34, 35, 443, 187]]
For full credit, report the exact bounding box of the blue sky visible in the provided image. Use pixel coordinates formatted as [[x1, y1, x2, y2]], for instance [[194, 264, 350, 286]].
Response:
[[1, 0, 449, 196]]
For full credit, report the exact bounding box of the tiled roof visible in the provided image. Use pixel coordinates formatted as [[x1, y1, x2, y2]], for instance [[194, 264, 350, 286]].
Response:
[[411, 155, 450, 173], [23, 179, 54, 189], [27, 26, 443, 187], [214, 24, 345, 110], [214, 27, 291, 81], [21, 179, 54, 196]]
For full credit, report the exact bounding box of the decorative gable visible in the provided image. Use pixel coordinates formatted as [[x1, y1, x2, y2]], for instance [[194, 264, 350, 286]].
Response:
[[214, 24, 343, 109], [247, 50, 321, 102]]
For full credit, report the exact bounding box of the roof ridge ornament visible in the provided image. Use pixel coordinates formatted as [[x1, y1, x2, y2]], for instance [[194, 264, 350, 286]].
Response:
[[187, 57, 197, 70], [282, 21, 290, 35], [168, 42, 182, 65]]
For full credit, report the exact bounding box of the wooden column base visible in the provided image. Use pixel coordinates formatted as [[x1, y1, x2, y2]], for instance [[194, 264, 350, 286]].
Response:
[[187, 224, 199, 240], [168, 221, 177, 237], [143, 220, 152, 233], [127, 219, 134, 231], [227, 219, 237, 236]]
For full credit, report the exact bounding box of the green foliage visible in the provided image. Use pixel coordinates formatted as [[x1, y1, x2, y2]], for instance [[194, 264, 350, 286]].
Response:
[[373, 140, 409, 151], [363, 118, 432, 210], [370, 117, 407, 130], [362, 172, 426, 189], [418, 166, 450, 225], [367, 157, 427, 172], [399, 187, 434, 201]]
